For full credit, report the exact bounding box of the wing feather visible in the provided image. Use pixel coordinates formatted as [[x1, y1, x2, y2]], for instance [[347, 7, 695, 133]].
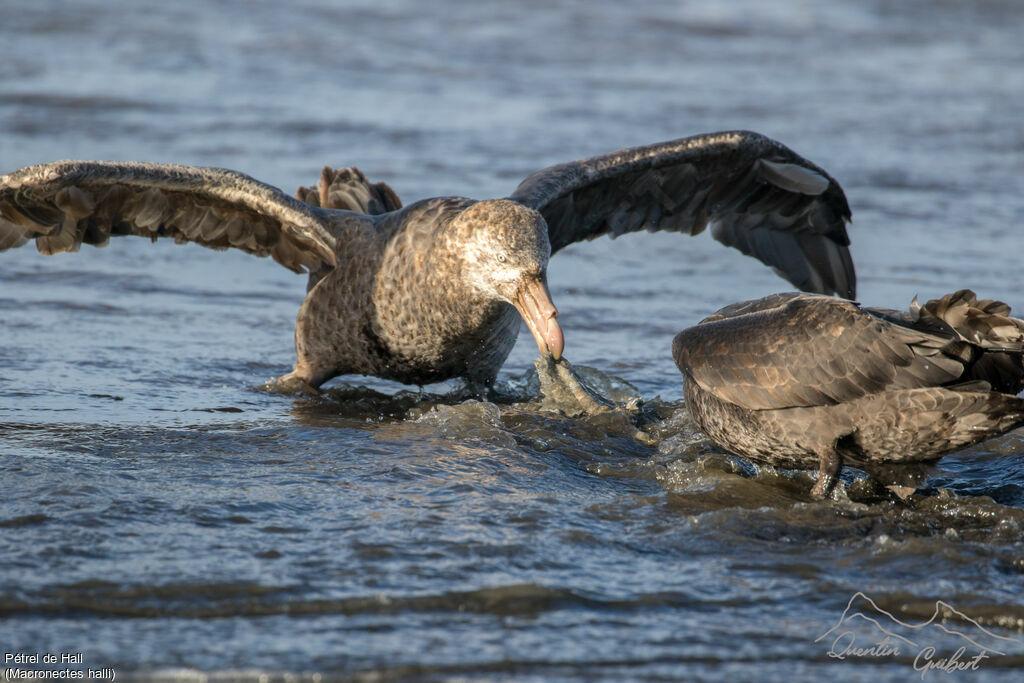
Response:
[[509, 131, 855, 298], [0, 160, 340, 273], [672, 294, 966, 410]]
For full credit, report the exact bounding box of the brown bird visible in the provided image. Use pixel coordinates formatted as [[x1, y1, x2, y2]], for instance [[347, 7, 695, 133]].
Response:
[[0, 131, 854, 393], [672, 290, 1024, 499]]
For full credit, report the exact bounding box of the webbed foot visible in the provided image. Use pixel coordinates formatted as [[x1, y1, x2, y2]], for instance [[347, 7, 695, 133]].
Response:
[[860, 462, 931, 501], [885, 485, 917, 501], [262, 371, 321, 397]]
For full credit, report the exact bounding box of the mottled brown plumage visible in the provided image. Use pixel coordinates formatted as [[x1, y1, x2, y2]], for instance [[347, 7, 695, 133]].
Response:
[[1, 131, 854, 391], [673, 291, 1024, 499]]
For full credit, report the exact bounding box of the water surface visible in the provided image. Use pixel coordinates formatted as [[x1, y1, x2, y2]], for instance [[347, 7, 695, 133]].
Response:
[[2, 1, 1024, 680]]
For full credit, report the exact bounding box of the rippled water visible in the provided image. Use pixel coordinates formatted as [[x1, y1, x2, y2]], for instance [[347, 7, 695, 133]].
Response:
[[2, 1, 1024, 680]]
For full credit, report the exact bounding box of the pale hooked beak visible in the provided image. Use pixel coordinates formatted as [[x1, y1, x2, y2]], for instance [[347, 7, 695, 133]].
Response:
[[512, 275, 564, 360]]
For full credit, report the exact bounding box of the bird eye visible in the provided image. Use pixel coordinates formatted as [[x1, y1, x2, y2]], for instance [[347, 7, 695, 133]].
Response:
[[497, 253, 507, 264]]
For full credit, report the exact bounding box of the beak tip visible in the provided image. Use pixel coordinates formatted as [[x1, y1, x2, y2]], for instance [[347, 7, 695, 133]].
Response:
[[549, 326, 564, 361], [514, 275, 564, 362]]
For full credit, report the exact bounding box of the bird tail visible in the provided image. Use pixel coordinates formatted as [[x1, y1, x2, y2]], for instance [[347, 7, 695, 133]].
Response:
[[914, 289, 1024, 349], [914, 289, 1024, 394], [295, 166, 401, 216]]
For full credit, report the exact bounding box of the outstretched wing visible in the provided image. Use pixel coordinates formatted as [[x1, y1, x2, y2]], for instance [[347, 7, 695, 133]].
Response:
[[509, 131, 855, 298], [672, 294, 965, 411], [0, 161, 340, 273]]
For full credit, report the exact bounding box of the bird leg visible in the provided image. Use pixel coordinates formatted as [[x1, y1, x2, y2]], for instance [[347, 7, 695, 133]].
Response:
[[447, 379, 494, 402], [810, 446, 842, 499]]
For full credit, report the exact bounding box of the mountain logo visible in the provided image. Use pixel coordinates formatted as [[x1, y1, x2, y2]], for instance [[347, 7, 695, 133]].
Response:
[[816, 592, 1022, 677]]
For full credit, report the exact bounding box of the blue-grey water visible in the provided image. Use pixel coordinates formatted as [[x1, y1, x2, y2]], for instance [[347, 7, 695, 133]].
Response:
[[2, 1, 1024, 681]]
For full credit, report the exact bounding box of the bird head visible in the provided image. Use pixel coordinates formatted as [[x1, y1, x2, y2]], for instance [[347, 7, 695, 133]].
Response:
[[452, 199, 564, 360]]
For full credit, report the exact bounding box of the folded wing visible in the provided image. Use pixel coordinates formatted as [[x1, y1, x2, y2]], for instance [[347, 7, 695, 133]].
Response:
[[672, 294, 966, 411]]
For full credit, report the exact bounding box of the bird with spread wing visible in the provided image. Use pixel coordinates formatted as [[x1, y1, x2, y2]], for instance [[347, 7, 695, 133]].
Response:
[[1, 130, 853, 394]]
